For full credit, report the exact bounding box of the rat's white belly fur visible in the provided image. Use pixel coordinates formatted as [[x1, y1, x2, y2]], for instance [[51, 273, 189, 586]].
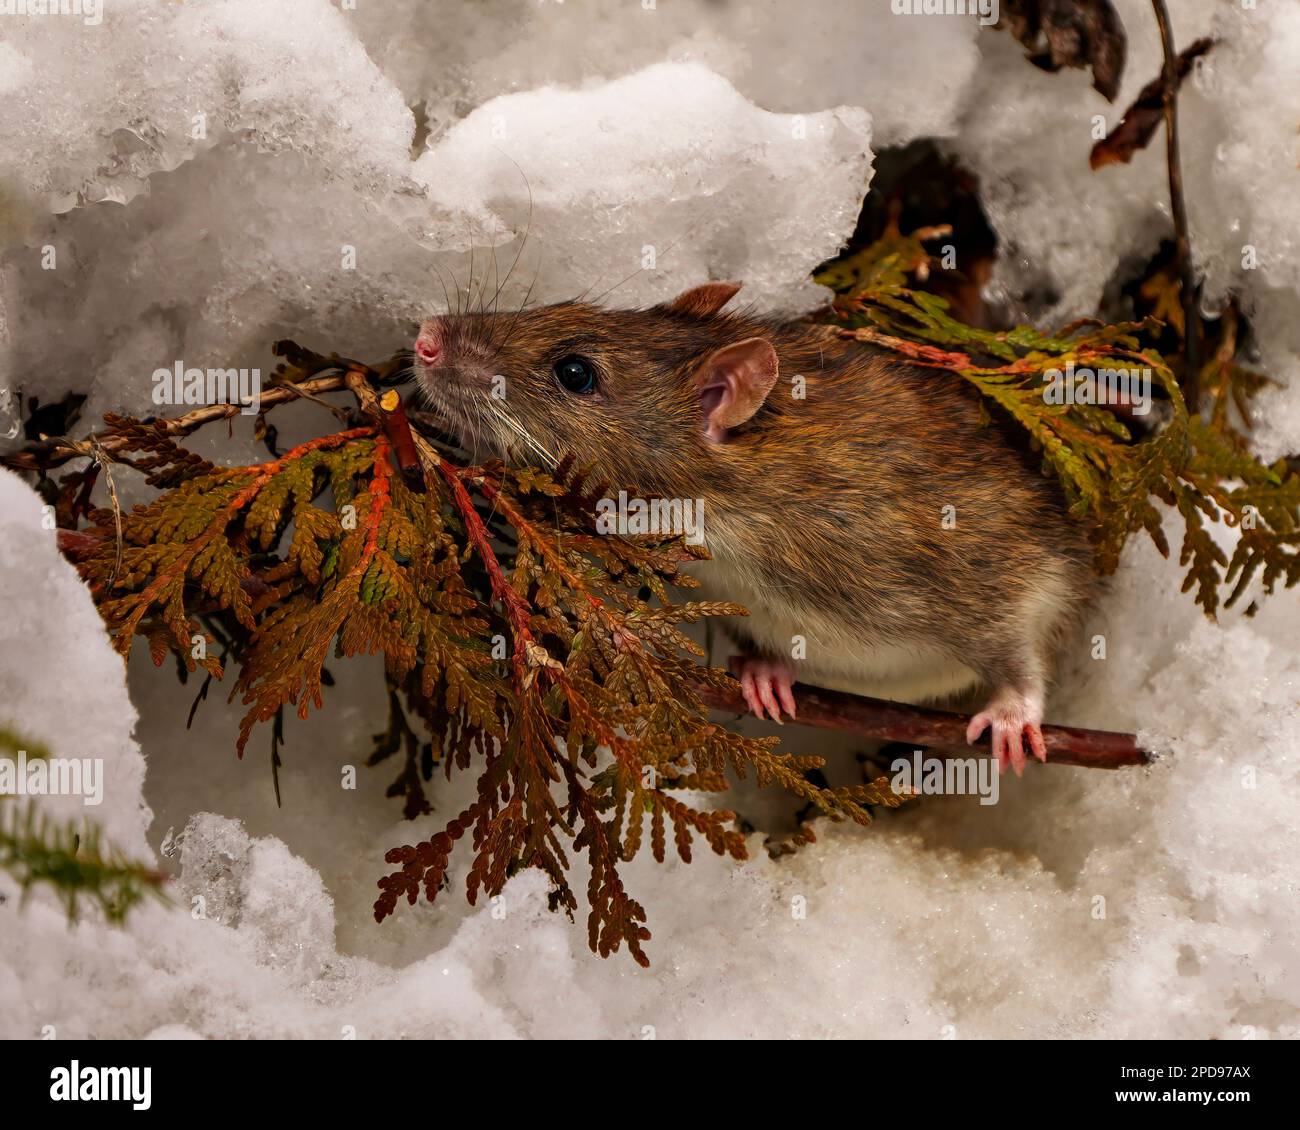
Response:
[[692, 558, 981, 705]]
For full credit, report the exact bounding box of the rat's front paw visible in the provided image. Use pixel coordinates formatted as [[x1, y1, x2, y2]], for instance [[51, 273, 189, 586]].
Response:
[[728, 654, 797, 723], [965, 687, 1047, 777]]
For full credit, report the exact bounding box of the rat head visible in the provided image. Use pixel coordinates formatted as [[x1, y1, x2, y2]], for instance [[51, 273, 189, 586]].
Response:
[[413, 282, 780, 495]]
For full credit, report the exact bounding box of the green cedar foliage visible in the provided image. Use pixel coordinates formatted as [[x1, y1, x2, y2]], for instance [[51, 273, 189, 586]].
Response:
[[815, 225, 1300, 617]]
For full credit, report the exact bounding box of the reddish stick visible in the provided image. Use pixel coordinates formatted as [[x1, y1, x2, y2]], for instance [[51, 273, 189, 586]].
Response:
[[693, 680, 1150, 769], [376, 388, 425, 492]]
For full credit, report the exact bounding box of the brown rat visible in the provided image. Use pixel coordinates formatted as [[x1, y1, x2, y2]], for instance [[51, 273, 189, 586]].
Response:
[[414, 281, 1096, 775]]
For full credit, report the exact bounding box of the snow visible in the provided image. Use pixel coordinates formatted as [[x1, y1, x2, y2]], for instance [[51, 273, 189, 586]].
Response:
[[0, 468, 148, 857], [1, 0, 1298, 1039], [352, 0, 977, 149], [0, 2, 876, 434], [412, 61, 873, 312]]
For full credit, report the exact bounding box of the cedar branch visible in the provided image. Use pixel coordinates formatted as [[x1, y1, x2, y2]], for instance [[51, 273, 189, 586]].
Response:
[[1, 373, 352, 473]]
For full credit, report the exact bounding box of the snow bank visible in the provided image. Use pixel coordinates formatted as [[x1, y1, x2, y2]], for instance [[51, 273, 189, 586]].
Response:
[[413, 61, 872, 313], [351, 0, 977, 149], [1, 1, 1298, 1039], [0, 469, 148, 856], [0, 1, 876, 433]]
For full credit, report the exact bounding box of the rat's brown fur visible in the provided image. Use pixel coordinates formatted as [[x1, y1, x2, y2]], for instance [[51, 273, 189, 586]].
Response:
[[416, 295, 1095, 708]]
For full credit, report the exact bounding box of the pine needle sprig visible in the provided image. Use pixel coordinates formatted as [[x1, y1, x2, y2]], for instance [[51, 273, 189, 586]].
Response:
[[0, 728, 167, 924], [0, 804, 168, 925]]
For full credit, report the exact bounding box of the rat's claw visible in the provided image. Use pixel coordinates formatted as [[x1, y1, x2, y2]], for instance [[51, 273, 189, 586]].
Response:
[[1004, 725, 1026, 777], [1026, 722, 1048, 764], [737, 668, 764, 719], [966, 687, 1046, 778], [774, 674, 797, 719], [729, 655, 798, 723]]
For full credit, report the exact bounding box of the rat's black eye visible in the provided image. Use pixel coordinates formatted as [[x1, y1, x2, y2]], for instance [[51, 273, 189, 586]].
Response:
[[554, 354, 598, 395]]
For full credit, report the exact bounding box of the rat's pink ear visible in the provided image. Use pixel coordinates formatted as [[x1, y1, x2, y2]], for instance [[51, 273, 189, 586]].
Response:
[[692, 337, 778, 443], [663, 281, 743, 318]]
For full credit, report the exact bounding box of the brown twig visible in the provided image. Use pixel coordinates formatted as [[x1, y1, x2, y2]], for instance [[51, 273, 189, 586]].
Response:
[[375, 388, 425, 493], [1, 373, 352, 473], [694, 680, 1150, 770], [837, 326, 972, 369], [1152, 0, 1200, 408]]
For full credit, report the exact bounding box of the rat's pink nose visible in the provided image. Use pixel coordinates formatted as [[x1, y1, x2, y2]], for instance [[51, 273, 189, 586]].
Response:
[[415, 321, 443, 366]]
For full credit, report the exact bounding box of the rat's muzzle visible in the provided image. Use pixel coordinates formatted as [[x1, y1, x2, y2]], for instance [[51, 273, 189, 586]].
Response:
[[414, 316, 495, 387], [415, 319, 443, 367]]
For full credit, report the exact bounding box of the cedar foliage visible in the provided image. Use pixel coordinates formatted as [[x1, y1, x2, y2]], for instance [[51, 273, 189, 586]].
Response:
[[65, 348, 901, 966], [815, 225, 1300, 617]]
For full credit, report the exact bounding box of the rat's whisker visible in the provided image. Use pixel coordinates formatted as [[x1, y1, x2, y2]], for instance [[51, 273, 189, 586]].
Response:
[[485, 404, 556, 469], [489, 161, 534, 318], [585, 263, 648, 308], [430, 261, 455, 322], [443, 259, 464, 317], [484, 239, 500, 318], [588, 222, 702, 307], [484, 398, 558, 469], [490, 266, 542, 365], [468, 220, 494, 316], [465, 223, 476, 317]]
